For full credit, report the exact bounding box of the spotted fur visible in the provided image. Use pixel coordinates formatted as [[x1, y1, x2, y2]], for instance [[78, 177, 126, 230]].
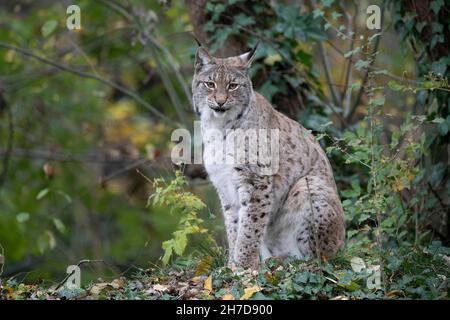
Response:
[[192, 47, 345, 269]]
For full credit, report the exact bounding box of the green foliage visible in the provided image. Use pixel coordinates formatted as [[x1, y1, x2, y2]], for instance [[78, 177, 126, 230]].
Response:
[[148, 171, 215, 265], [0, 0, 196, 279]]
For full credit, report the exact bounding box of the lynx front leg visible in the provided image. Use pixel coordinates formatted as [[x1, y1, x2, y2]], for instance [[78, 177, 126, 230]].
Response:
[[221, 203, 239, 266], [233, 180, 273, 269]]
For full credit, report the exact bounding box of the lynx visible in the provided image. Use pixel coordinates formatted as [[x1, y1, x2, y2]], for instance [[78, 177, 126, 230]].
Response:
[[192, 45, 345, 269]]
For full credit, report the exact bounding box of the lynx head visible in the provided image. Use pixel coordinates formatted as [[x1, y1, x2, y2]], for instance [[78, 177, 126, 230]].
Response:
[[192, 45, 258, 120]]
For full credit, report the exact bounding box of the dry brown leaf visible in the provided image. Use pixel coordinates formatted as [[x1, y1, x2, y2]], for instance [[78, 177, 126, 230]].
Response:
[[387, 290, 404, 298], [110, 278, 124, 289]]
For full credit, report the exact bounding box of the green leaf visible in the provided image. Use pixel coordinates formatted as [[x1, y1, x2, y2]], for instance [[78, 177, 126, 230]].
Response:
[[355, 59, 371, 70], [161, 240, 173, 265], [41, 20, 58, 38], [313, 8, 324, 19], [351, 82, 362, 90], [321, 0, 334, 8], [234, 13, 255, 26], [344, 47, 361, 59], [36, 188, 50, 200], [430, 0, 444, 15], [16, 212, 30, 223], [388, 80, 404, 91], [331, 12, 342, 20], [56, 190, 72, 204], [173, 231, 187, 255], [370, 96, 385, 106], [53, 218, 66, 233], [264, 54, 282, 66]]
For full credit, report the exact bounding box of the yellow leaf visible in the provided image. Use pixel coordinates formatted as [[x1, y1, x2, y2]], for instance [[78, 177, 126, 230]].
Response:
[[5, 50, 15, 63], [222, 294, 235, 300], [204, 275, 213, 292], [195, 256, 213, 276], [240, 286, 261, 300], [264, 54, 282, 66], [191, 276, 202, 284]]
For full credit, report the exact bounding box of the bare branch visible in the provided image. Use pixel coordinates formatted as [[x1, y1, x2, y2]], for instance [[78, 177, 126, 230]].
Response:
[[345, 1, 385, 122], [0, 93, 13, 189], [0, 42, 180, 128]]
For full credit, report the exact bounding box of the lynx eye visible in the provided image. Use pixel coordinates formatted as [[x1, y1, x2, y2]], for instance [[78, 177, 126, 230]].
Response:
[[203, 81, 216, 89], [228, 83, 239, 91]]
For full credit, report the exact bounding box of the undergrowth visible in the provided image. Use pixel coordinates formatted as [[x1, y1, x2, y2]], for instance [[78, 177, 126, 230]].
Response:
[[2, 240, 449, 300]]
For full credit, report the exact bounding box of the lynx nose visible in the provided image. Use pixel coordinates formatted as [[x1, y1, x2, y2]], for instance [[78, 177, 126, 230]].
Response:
[[215, 93, 228, 107]]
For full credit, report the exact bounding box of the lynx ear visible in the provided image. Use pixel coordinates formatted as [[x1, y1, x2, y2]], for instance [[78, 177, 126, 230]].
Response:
[[238, 42, 259, 69], [195, 47, 214, 72]]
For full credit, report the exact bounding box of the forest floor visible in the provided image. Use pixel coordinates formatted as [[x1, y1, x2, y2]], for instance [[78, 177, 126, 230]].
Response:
[[2, 242, 450, 300]]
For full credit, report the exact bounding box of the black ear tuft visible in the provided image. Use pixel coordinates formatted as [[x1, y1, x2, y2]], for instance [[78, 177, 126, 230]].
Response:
[[192, 34, 202, 47], [239, 41, 260, 68], [248, 41, 260, 60], [194, 47, 214, 72]]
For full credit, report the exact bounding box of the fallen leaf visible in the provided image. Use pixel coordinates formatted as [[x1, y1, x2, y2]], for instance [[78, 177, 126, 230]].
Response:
[[153, 284, 169, 292], [204, 275, 213, 292], [240, 286, 261, 300], [191, 276, 202, 284], [89, 283, 108, 295], [387, 290, 404, 298], [350, 257, 366, 272], [443, 255, 450, 268], [331, 295, 349, 300], [195, 256, 213, 276], [110, 278, 124, 289]]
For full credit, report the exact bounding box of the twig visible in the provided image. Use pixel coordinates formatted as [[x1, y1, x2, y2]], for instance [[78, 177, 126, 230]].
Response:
[[342, 2, 358, 114], [0, 94, 13, 189], [0, 42, 180, 128], [309, 0, 342, 108], [54, 259, 106, 291], [345, 1, 385, 122], [0, 243, 4, 277], [99, 0, 193, 121], [0, 148, 152, 164]]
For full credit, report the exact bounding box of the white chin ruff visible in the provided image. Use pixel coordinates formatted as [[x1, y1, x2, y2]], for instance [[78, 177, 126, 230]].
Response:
[[213, 110, 227, 118]]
